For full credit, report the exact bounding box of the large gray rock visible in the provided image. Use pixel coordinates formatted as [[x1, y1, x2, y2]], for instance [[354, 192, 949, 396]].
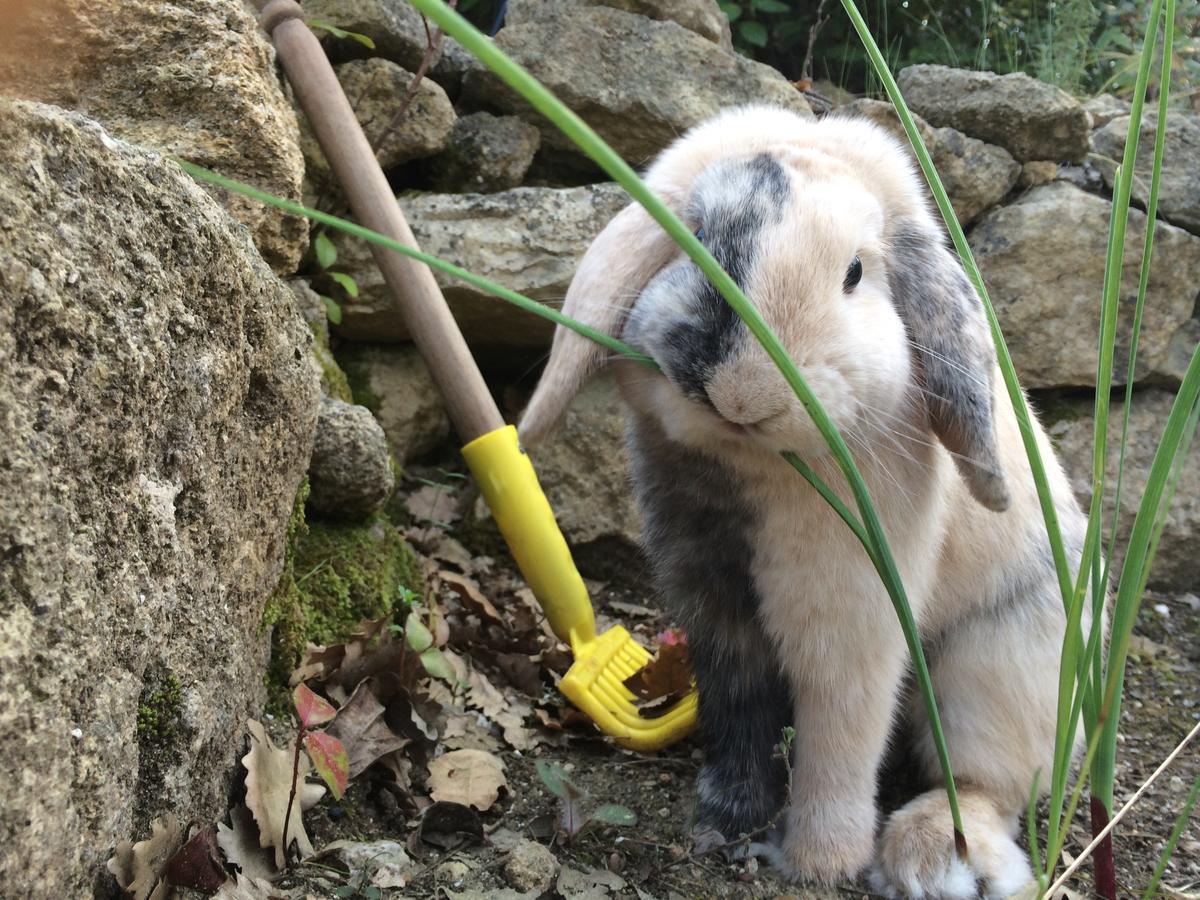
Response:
[[0, 0, 308, 274], [897, 64, 1091, 163], [1046, 389, 1200, 591], [1092, 112, 1200, 235], [528, 376, 641, 570], [970, 182, 1200, 388], [0, 100, 319, 895], [301, 57, 457, 206], [308, 398, 396, 521], [333, 183, 628, 347], [337, 344, 452, 462], [1083, 93, 1131, 129], [507, 0, 731, 47], [839, 99, 1019, 225], [422, 112, 542, 193], [462, 6, 810, 164]]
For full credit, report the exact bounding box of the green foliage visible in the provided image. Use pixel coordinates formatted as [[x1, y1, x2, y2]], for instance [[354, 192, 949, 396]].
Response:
[[310, 231, 359, 327], [306, 18, 377, 49], [136, 673, 184, 747], [535, 760, 637, 838]]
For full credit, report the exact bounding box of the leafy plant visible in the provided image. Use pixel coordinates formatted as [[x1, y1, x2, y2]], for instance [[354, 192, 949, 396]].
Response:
[[306, 18, 377, 49], [391, 605, 457, 683], [311, 231, 360, 326], [283, 685, 350, 867], [535, 760, 637, 839]]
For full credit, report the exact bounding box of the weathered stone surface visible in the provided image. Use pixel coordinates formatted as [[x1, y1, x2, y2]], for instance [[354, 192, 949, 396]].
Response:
[[507, 0, 730, 46], [463, 6, 810, 164], [0, 0, 308, 273], [308, 398, 396, 521], [897, 64, 1091, 163], [1083, 93, 1130, 129], [1092, 112, 1200, 234], [337, 344, 452, 462], [970, 182, 1200, 388], [503, 837, 560, 893], [839, 99, 1019, 225], [422, 113, 542, 193], [1019, 160, 1059, 189], [287, 279, 355, 403], [1164, 319, 1200, 385], [528, 376, 641, 569], [0, 100, 319, 895], [334, 183, 627, 347], [1046, 389, 1200, 591]]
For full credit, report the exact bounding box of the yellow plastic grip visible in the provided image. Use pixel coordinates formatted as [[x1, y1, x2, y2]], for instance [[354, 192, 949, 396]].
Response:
[[461, 426, 596, 649]]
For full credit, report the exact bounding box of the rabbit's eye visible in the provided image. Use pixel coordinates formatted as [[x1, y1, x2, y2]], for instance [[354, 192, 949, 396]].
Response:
[[843, 256, 863, 293], [694, 226, 707, 242]]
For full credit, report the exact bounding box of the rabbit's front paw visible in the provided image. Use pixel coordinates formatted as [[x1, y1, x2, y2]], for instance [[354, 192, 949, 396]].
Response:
[[870, 789, 1032, 899], [779, 799, 875, 885]]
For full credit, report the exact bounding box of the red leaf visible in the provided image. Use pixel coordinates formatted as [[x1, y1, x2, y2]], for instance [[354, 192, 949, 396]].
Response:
[[304, 731, 349, 800], [293, 683, 337, 729], [165, 823, 227, 891]]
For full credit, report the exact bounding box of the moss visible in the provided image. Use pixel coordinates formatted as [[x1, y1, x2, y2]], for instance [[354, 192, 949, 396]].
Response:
[[265, 479, 419, 710], [133, 669, 188, 825], [341, 356, 383, 416], [310, 327, 353, 403], [136, 673, 184, 747]]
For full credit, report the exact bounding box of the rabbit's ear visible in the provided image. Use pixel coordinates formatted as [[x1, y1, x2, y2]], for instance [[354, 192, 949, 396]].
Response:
[[888, 220, 1011, 512], [520, 202, 676, 443]]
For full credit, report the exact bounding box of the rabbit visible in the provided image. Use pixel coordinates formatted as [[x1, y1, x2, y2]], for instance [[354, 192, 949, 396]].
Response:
[[519, 105, 1096, 898]]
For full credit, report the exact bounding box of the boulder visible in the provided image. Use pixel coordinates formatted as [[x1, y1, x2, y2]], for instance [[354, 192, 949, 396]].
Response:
[[421, 112, 542, 193], [1092, 112, 1200, 235], [301, 57, 457, 205], [503, 837, 560, 893], [1165, 319, 1200, 385], [0, 100, 319, 894], [308, 398, 397, 521], [839, 99, 1019, 225], [1045, 389, 1200, 591], [506, 0, 731, 47], [897, 64, 1091, 163], [462, 6, 810, 164], [286, 279, 355, 403], [528, 376, 641, 572], [969, 182, 1200, 388], [333, 183, 628, 347], [0, 0, 308, 273], [337, 344, 452, 462], [1083, 93, 1130, 129]]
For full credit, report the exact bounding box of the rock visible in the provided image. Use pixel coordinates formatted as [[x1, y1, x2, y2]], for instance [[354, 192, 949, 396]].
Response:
[[462, 6, 811, 163], [1165, 319, 1200, 385], [1045, 389, 1200, 591], [1083, 93, 1130, 129], [334, 183, 628, 347], [0, 0, 307, 273], [897, 64, 1091, 163], [337, 344, 451, 462], [838, 100, 1019, 225], [422, 112, 542, 193], [308, 398, 396, 521], [0, 100, 319, 895], [287, 279, 354, 402], [969, 182, 1200, 388], [1092, 112, 1200, 235], [507, 0, 730, 47], [301, 58, 456, 205], [504, 838, 560, 893], [1019, 160, 1059, 189], [528, 376, 641, 573]]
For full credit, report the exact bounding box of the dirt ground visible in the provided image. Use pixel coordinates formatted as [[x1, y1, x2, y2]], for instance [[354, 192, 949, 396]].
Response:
[[271, 461, 1198, 900]]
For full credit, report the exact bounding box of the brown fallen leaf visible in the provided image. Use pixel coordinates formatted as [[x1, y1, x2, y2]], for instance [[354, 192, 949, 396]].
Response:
[[441, 710, 502, 753], [165, 823, 227, 892], [419, 800, 485, 850], [623, 631, 691, 703], [213, 872, 291, 899], [466, 668, 508, 720], [217, 805, 278, 882], [427, 748, 507, 811], [405, 484, 462, 525], [494, 652, 542, 696], [494, 696, 538, 752], [243, 719, 318, 868], [439, 571, 505, 625], [107, 815, 182, 900], [325, 679, 410, 779]]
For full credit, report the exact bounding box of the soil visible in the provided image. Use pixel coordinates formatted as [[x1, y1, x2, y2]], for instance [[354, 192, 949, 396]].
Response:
[[266, 462, 1198, 900]]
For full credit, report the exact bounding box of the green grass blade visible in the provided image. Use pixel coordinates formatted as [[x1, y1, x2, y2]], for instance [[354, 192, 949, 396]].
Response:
[[1141, 774, 1200, 899], [409, 0, 967, 844]]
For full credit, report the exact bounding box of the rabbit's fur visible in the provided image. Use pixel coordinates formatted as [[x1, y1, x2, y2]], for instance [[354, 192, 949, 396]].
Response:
[[520, 106, 1095, 898]]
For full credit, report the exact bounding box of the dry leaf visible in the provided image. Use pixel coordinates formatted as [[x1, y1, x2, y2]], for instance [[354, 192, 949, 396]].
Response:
[[427, 749, 507, 811], [325, 680, 410, 778], [107, 815, 182, 900], [623, 632, 691, 703], [405, 485, 461, 525], [243, 719, 315, 868], [442, 711, 502, 753], [213, 873, 291, 899], [325, 839, 413, 889], [467, 668, 508, 719], [495, 696, 537, 751], [217, 805, 277, 882], [419, 800, 484, 849], [440, 571, 505, 625], [165, 824, 226, 892]]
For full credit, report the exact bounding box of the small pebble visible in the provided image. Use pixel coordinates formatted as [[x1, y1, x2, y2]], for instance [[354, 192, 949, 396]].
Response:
[[503, 838, 558, 893], [607, 851, 624, 873], [436, 860, 469, 884], [668, 844, 686, 861], [658, 807, 670, 818], [658, 772, 672, 784], [1154, 603, 1170, 618], [69, 728, 83, 740]]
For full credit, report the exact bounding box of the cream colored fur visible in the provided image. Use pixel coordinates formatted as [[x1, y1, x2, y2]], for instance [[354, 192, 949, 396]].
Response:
[[519, 106, 1093, 898]]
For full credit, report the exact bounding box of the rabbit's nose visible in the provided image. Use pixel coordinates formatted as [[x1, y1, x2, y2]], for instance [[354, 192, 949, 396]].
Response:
[[705, 359, 790, 426]]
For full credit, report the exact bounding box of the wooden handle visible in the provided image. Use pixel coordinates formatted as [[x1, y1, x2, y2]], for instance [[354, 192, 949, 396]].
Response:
[[261, 0, 504, 442]]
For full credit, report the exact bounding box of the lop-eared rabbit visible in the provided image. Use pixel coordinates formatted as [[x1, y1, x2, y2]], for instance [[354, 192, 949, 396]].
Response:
[[519, 106, 1093, 898]]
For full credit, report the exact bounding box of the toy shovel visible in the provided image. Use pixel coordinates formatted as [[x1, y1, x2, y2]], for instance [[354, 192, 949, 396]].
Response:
[[259, 0, 697, 750]]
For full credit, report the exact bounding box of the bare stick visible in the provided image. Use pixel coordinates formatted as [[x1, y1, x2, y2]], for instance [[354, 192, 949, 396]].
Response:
[[1044, 718, 1200, 899]]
